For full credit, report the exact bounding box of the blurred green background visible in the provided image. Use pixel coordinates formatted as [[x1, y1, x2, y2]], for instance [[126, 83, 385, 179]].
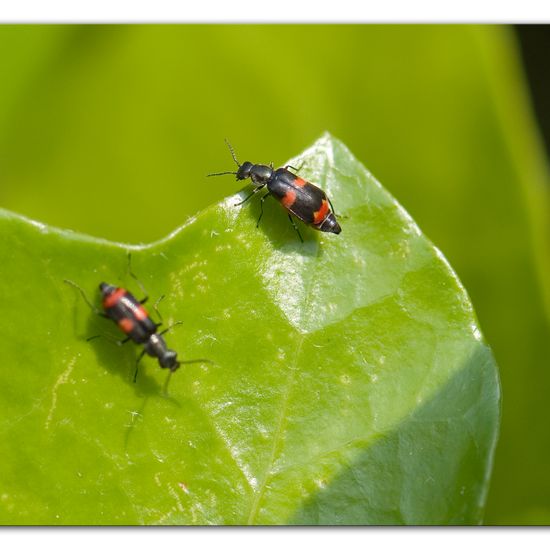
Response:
[[0, 24, 549, 525]]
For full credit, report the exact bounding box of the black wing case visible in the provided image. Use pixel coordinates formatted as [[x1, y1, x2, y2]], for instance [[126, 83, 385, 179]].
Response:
[[269, 169, 327, 225]]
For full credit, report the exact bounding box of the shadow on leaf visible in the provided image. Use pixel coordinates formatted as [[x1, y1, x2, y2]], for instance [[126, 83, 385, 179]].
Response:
[[287, 343, 499, 526]]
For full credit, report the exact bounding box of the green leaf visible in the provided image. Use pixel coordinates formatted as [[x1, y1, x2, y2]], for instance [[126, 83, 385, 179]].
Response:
[[1, 24, 548, 525], [0, 134, 499, 525]]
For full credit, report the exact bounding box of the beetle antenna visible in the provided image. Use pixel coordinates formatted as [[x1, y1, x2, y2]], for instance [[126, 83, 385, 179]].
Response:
[[207, 139, 241, 177], [64, 279, 102, 315], [207, 170, 237, 177], [224, 138, 241, 167]]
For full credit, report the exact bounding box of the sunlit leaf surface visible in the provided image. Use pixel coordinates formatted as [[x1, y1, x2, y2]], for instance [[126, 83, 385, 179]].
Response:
[[0, 135, 499, 524]]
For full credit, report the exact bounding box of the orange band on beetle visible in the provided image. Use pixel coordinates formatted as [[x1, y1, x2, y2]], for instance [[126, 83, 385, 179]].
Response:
[[313, 200, 330, 224], [134, 305, 149, 321], [118, 317, 135, 334], [281, 189, 297, 208], [103, 287, 126, 309]]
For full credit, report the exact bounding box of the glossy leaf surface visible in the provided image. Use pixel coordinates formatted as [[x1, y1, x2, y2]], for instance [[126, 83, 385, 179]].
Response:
[[0, 135, 499, 524]]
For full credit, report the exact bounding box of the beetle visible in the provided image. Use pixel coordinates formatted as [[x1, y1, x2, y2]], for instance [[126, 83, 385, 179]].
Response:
[[208, 140, 341, 242], [64, 255, 210, 383]]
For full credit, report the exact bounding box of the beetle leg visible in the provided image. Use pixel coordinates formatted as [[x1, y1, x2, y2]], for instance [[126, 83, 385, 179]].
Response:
[[235, 184, 265, 206], [126, 253, 150, 304], [151, 294, 165, 325], [285, 164, 302, 173], [133, 348, 147, 383], [256, 191, 272, 228], [158, 321, 183, 337], [287, 214, 304, 243], [327, 196, 339, 216], [86, 333, 130, 346]]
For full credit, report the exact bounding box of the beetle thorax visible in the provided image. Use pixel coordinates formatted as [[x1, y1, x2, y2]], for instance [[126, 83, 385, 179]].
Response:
[[249, 164, 274, 186], [145, 333, 167, 358]]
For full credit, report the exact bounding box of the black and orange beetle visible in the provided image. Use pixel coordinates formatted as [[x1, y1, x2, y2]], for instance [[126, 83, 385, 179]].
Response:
[[208, 141, 341, 241], [65, 256, 210, 382]]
